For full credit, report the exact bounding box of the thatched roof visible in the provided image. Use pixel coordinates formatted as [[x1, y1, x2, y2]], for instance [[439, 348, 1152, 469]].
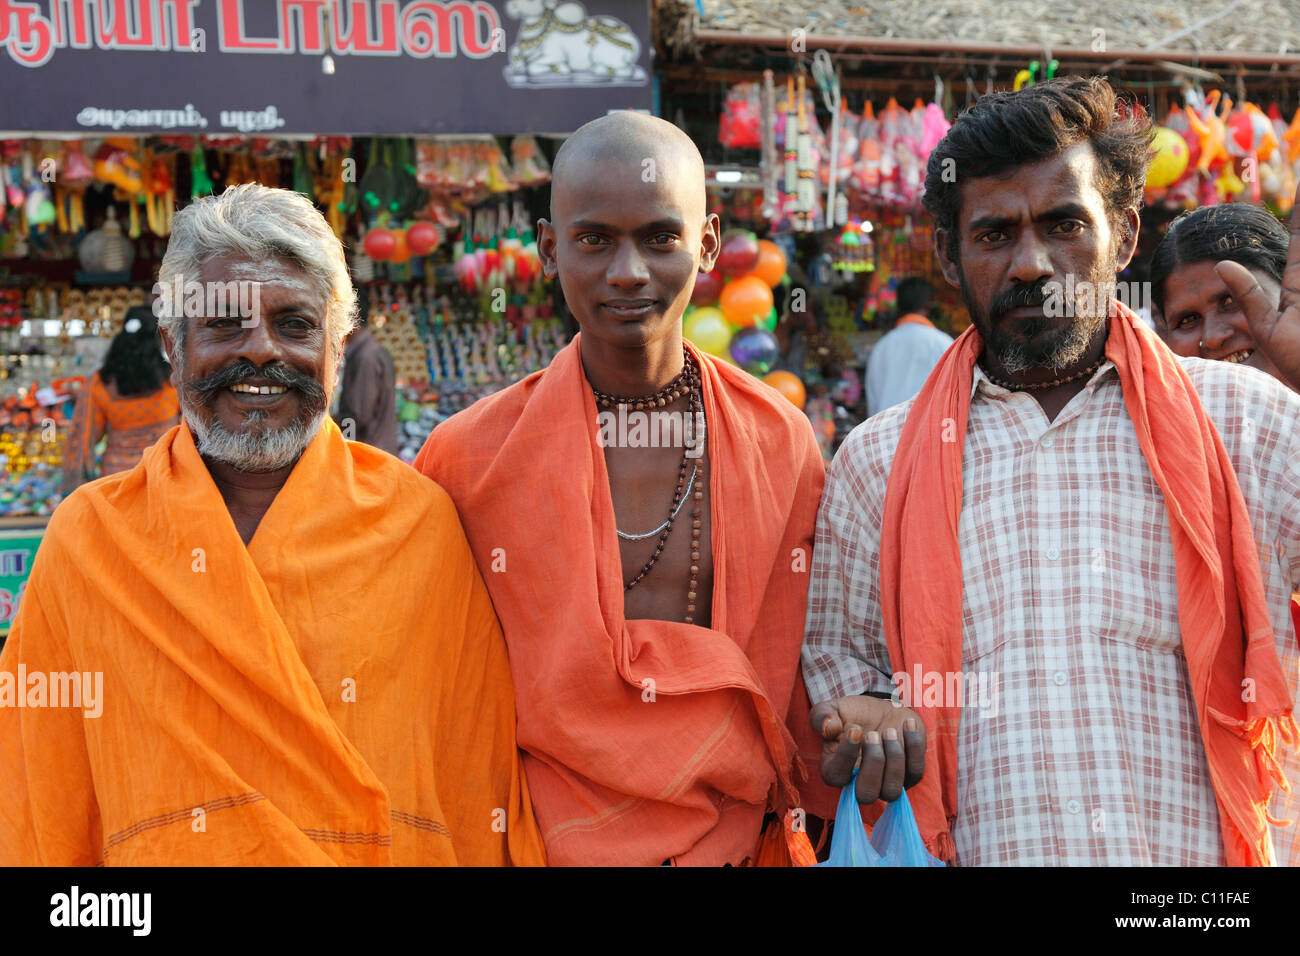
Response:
[[679, 0, 1300, 56]]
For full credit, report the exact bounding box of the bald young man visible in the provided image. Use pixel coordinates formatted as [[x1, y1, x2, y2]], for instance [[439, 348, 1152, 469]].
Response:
[[416, 112, 843, 865]]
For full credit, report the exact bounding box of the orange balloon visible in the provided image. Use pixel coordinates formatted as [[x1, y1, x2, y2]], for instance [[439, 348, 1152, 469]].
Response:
[[748, 239, 787, 287], [762, 370, 806, 409], [389, 229, 411, 264], [719, 275, 774, 327]]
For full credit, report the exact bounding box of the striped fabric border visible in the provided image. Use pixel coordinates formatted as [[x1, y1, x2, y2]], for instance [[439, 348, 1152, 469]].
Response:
[[391, 809, 451, 837], [102, 791, 267, 856]]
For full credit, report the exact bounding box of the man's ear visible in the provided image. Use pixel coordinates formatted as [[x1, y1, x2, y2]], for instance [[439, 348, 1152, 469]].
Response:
[[159, 324, 181, 386], [1114, 207, 1141, 272], [934, 229, 962, 289], [537, 218, 559, 279], [699, 213, 721, 273]]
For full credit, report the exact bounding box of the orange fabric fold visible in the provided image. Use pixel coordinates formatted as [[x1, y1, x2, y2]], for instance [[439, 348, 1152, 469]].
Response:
[[416, 334, 836, 866], [0, 417, 546, 866], [895, 313, 937, 329], [878, 302, 1297, 867]]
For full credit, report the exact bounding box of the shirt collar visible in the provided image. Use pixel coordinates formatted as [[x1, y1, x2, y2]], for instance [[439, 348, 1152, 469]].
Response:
[[971, 358, 1118, 400]]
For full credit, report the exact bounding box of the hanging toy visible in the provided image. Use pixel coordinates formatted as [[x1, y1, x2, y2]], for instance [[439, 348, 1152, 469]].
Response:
[[363, 226, 396, 261], [143, 149, 176, 237], [1185, 91, 1232, 176], [795, 74, 816, 232], [22, 153, 57, 230], [920, 102, 951, 156], [783, 76, 798, 211], [55, 141, 93, 234], [454, 233, 481, 294], [190, 147, 214, 199]]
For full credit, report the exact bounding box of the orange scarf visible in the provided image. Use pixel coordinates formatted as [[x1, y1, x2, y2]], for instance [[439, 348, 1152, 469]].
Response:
[[416, 335, 835, 865], [895, 313, 936, 329], [879, 302, 1296, 865]]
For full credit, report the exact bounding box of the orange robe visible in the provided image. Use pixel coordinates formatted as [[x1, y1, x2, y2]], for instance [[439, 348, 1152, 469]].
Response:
[[0, 417, 545, 866], [416, 335, 836, 866]]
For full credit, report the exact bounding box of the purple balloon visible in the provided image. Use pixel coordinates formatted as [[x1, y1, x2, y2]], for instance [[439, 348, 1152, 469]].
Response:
[[729, 326, 780, 375]]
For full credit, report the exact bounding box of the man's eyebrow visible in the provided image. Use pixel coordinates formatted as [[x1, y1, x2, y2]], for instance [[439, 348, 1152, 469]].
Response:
[[568, 218, 685, 233], [967, 204, 1095, 232]]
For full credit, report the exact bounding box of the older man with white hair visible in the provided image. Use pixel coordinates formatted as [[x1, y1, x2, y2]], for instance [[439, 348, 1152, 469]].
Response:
[[0, 184, 546, 867]]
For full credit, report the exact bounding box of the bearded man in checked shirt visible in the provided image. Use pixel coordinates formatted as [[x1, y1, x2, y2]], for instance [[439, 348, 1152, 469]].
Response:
[[802, 76, 1300, 867]]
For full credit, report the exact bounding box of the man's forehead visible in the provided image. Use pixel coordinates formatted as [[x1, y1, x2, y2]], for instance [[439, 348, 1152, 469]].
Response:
[[197, 254, 322, 302], [958, 142, 1106, 225], [552, 154, 703, 225]]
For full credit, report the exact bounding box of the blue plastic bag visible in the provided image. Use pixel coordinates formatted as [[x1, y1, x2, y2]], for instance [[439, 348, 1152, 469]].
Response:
[[818, 771, 946, 867]]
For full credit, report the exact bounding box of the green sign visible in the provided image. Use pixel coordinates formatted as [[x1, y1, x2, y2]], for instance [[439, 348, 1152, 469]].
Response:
[[0, 529, 43, 638]]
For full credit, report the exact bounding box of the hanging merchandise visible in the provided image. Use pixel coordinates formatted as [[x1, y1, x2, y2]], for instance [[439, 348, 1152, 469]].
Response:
[[795, 74, 817, 232], [719, 81, 763, 150], [782, 76, 798, 215], [812, 50, 849, 228], [54, 141, 93, 235], [77, 207, 135, 275], [510, 136, 551, 187], [761, 70, 781, 223]]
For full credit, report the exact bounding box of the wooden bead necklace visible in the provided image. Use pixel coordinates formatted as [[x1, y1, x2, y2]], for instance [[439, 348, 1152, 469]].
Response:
[[981, 356, 1105, 393], [594, 348, 706, 625]]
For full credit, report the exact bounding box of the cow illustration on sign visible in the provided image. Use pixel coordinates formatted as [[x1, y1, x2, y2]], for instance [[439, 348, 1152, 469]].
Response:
[[503, 0, 647, 87]]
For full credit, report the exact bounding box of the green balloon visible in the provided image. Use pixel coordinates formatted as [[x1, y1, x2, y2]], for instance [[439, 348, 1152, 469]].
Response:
[[760, 307, 777, 332]]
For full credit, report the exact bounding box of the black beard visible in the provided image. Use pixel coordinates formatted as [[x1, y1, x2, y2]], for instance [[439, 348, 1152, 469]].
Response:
[[958, 264, 1110, 374]]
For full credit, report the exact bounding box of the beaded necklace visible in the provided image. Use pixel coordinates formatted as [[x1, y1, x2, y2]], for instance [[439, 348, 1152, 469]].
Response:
[[593, 349, 706, 625], [981, 356, 1105, 392]]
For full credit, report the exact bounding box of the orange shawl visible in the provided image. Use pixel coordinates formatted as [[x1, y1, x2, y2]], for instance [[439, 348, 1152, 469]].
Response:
[[416, 335, 835, 865], [879, 301, 1297, 865], [0, 418, 545, 866]]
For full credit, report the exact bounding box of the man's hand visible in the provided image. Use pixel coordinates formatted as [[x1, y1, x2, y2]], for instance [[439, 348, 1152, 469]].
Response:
[[1216, 180, 1300, 393], [810, 696, 926, 804]]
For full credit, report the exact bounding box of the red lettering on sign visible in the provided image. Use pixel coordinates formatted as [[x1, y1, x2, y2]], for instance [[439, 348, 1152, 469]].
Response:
[[218, 0, 280, 51], [0, 1, 56, 66], [97, 0, 159, 49], [281, 0, 328, 53], [158, 0, 202, 50], [455, 1, 497, 59], [332, 0, 399, 54]]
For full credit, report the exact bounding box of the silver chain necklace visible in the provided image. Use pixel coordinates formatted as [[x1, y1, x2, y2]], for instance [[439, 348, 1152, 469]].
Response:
[[615, 393, 706, 541]]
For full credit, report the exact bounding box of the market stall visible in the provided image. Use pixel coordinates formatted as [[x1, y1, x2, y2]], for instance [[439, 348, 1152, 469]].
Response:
[[653, 0, 1300, 457]]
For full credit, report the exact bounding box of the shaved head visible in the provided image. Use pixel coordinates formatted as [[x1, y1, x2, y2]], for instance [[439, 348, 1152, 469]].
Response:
[[536, 111, 719, 360], [550, 111, 707, 222]]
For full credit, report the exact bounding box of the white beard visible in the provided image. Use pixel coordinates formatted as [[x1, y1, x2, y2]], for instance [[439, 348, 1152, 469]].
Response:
[[183, 399, 325, 473]]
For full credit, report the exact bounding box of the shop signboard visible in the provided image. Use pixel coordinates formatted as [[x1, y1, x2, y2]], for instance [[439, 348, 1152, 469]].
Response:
[[0, 527, 41, 640], [0, 0, 653, 135]]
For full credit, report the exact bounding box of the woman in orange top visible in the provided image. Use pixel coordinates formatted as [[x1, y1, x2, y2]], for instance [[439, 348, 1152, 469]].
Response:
[[62, 306, 179, 493]]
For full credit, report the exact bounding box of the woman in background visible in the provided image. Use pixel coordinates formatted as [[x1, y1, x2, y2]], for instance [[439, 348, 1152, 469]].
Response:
[[1150, 202, 1296, 390], [61, 305, 179, 494]]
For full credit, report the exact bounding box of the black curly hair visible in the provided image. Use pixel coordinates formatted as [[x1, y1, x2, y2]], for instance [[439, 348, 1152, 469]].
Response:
[[1149, 203, 1289, 323], [923, 76, 1154, 261], [100, 305, 171, 397]]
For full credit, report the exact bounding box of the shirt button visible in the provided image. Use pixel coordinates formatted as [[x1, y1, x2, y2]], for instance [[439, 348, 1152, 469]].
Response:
[[1040, 433, 1054, 448], [1046, 547, 1060, 560], [1053, 671, 1067, 686], [1066, 800, 1082, 815]]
